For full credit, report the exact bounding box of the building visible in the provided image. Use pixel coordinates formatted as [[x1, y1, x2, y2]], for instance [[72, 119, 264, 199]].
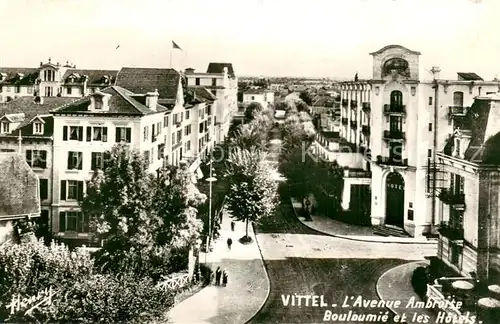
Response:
[[184, 63, 238, 144], [331, 44, 500, 238], [242, 89, 274, 108], [434, 93, 500, 284], [0, 152, 40, 244], [0, 59, 118, 102]]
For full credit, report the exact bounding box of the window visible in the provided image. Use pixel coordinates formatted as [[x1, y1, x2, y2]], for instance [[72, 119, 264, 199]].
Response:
[[152, 124, 156, 142], [195, 78, 200, 85], [144, 126, 149, 142], [390, 90, 403, 107], [87, 126, 107, 142], [91, 152, 109, 170], [39, 179, 48, 200], [199, 122, 204, 133], [164, 115, 169, 126], [184, 125, 191, 136], [66, 87, 72, 95], [58, 211, 88, 233], [26, 150, 47, 169], [383, 58, 409, 76], [177, 130, 182, 143], [212, 78, 217, 86], [115, 127, 131, 143], [34, 122, 43, 134], [172, 132, 175, 145], [94, 98, 103, 110], [428, 123, 433, 132], [0, 85, 2, 92], [15, 86, 20, 93], [60, 180, 84, 201], [158, 144, 165, 160], [199, 108, 204, 118], [1, 121, 10, 134], [44, 70, 55, 82], [44, 86, 53, 97], [67, 151, 83, 170], [63, 126, 83, 141], [428, 149, 432, 158], [389, 116, 402, 132], [251, 96, 255, 100], [453, 91, 464, 107], [186, 110, 190, 119], [185, 140, 191, 151]]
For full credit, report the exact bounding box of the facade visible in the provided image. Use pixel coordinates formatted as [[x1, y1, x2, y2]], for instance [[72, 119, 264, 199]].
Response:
[[435, 93, 500, 284], [335, 45, 500, 237], [242, 89, 274, 108], [184, 62, 238, 144], [0, 59, 118, 103]]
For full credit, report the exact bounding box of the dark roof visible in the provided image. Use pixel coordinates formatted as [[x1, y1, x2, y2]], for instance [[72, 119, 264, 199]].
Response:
[[62, 69, 118, 86], [0, 153, 40, 219], [51, 86, 168, 115], [481, 132, 500, 165], [0, 67, 39, 86], [459, 99, 491, 161], [184, 86, 217, 105], [0, 96, 76, 131], [457, 72, 483, 81], [115, 67, 180, 100], [206, 63, 235, 77], [369, 45, 421, 56]]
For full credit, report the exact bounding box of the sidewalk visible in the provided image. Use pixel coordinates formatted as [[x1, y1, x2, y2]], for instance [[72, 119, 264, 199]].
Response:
[[291, 198, 437, 244], [377, 261, 438, 323], [167, 209, 270, 324]]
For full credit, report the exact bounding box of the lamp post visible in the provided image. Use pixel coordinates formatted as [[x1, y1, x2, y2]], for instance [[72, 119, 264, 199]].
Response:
[[205, 159, 217, 264]]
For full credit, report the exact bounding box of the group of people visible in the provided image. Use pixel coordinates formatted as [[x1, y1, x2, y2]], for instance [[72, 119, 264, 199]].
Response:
[[214, 267, 228, 286]]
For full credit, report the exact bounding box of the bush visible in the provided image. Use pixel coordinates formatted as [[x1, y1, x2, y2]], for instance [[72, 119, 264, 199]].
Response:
[[412, 266, 429, 298], [0, 238, 94, 320], [199, 263, 213, 286]]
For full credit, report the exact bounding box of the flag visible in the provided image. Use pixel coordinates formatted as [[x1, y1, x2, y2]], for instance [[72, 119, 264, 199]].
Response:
[[172, 40, 183, 51]]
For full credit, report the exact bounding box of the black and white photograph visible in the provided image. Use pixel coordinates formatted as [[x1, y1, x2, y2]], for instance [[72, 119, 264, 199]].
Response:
[[0, 0, 499, 323]]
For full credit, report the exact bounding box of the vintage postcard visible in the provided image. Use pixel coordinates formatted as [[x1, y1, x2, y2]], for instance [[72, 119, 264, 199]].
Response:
[[0, 0, 498, 323]]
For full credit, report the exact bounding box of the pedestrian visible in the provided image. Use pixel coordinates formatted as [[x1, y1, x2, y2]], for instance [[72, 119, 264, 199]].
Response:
[[222, 270, 228, 287], [215, 266, 221, 286], [227, 237, 232, 250], [231, 221, 235, 231]]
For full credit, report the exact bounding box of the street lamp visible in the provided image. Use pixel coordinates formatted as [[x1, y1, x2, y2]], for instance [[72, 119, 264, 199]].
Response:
[[205, 159, 217, 264]]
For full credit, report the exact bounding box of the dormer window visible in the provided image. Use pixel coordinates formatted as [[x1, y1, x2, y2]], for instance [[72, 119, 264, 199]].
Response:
[[95, 98, 103, 110], [454, 138, 461, 158], [1, 121, 9, 134], [33, 122, 43, 134]]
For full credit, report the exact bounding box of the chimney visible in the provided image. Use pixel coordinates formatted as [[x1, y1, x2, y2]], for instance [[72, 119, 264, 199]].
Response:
[[430, 66, 441, 80], [40, 61, 43, 67], [146, 89, 159, 110], [185, 68, 195, 74]]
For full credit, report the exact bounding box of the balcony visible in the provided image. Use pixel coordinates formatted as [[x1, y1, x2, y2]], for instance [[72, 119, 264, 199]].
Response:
[[376, 155, 408, 168], [342, 99, 348, 106], [383, 130, 405, 142], [361, 125, 370, 135], [341, 117, 348, 125], [362, 102, 370, 112], [350, 120, 357, 128], [343, 168, 372, 178], [438, 189, 466, 210], [350, 100, 357, 107], [448, 106, 468, 119], [437, 222, 464, 241], [383, 104, 406, 116]]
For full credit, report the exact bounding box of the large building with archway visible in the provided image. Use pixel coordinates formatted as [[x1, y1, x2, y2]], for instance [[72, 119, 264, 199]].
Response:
[[337, 45, 500, 238]]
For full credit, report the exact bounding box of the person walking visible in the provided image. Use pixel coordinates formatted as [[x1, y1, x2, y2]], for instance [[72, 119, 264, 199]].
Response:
[[222, 270, 228, 287], [230, 221, 235, 231], [227, 237, 233, 251], [215, 267, 221, 286]]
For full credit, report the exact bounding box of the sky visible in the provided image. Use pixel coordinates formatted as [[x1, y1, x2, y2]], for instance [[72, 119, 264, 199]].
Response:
[[0, 0, 498, 79]]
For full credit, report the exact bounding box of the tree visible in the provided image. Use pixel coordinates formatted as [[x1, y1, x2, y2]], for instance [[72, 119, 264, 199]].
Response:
[[224, 147, 279, 243], [296, 100, 310, 113], [232, 112, 273, 151], [244, 102, 264, 123], [299, 90, 313, 106]]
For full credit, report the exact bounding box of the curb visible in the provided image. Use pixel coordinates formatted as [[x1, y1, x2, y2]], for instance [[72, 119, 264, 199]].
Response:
[[375, 261, 430, 324], [243, 222, 271, 324], [290, 199, 437, 245]]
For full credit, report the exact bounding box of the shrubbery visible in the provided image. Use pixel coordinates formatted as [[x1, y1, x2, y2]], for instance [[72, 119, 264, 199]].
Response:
[[412, 266, 430, 298]]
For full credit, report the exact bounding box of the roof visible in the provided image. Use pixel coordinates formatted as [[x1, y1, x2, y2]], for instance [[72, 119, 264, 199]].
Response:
[[457, 72, 483, 81], [115, 67, 181, 100], [51, 86, 168, 115], [0, 153, 40, 219], [185, 86, 217, 105], [0, 67, 39, 86], [206, 63, 235, 77], [369, 45, 421, 56], [62, 69, 118, 85]]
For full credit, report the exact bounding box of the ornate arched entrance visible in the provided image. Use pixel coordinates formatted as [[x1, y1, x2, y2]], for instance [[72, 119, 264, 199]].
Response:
[[385, 172, 405, 227]]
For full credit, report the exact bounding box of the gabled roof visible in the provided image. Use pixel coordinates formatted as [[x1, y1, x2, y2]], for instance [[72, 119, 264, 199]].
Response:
[[0, 67, 39, 85], [0, 153, 40, 220], [51, 86, 168, 116], [369, 45, 421, 56], [115, 67, 181, 100], [11, 115, 54, 138], [206, 63, 235, 77], [457, 72, 483, 81], [62, 69, 118, 85], [184, 86, 217, 105]]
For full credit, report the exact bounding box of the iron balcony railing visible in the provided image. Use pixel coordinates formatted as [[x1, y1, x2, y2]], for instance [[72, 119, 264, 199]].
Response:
[[437, 222, 464, 241], [376, 155, 408, 167], [383, 130, 405, 141], [383, 104, 406, 115], [438, 189, 466, 209], [448, 106, 468, 118]]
